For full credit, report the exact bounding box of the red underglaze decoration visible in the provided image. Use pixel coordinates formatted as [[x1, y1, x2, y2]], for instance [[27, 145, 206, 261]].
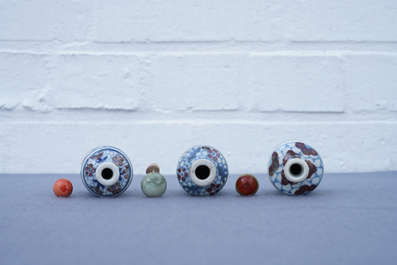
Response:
[[235, 174, 259, 196], [53, 179, 73, 197]]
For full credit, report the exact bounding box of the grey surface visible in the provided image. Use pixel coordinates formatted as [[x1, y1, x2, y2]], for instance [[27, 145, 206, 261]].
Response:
[[1, 172, 397, 265]]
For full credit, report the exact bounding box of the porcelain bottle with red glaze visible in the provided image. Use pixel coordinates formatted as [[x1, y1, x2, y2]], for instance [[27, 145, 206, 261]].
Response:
[[268, 141, 324, 195], [81, 146, 133, 197], [176, 145, 229, 196]]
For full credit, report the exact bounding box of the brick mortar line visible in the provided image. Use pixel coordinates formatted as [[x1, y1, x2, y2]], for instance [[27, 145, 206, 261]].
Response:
[[1, 49, 397, 57], [1, 120, 396, 125]]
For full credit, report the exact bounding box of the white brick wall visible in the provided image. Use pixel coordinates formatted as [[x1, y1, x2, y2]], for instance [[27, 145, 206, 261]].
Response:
[[1, 0, 396, 175]]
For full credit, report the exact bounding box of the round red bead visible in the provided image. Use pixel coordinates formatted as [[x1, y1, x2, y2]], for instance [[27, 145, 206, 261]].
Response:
[[235, 174, 259, 196], [53, 179, 73, 197]]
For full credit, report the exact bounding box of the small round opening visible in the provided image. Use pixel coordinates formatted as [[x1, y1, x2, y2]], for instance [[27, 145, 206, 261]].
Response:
[[195, 165, 210, 180], [101, 168, 114, 180], [289, 163, 302, 176]]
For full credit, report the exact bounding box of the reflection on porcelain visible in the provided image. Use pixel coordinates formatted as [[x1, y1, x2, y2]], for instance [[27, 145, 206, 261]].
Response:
[[81, 146, 133, 197], [268, 141, 324, 195], [176, 145, 229, 196]]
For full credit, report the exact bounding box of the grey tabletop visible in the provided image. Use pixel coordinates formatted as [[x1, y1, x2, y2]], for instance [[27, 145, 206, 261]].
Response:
[[1, 172, 396, 265]]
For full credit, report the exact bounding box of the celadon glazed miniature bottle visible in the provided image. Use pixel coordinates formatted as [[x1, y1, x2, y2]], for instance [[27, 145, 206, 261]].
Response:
[[268, 141, 324, 195], [81, 146, 133, 197], [141, 163, 167, 197], [176, 145, 228, 196]]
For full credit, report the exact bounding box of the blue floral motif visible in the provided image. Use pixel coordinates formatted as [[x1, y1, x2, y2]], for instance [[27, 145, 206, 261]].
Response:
[[177, 145, 229, 196], [81, 146, 133, 197], [268, 141, 324, 196]]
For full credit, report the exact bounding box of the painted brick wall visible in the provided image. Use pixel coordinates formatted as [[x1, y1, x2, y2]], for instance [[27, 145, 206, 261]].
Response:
[[1, 0, 396, 175]]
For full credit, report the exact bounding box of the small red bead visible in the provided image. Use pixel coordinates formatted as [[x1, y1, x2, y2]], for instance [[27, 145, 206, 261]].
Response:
[[53, 179, 73, 197], [236, 174, 259, 196]]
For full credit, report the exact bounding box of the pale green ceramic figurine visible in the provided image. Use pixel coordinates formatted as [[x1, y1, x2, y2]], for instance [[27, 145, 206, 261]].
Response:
[[141, 163, 167, 197]]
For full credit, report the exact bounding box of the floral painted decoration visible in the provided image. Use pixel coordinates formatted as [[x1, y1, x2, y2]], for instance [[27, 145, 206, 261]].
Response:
[[177, 145, 228, 196], [268, 141, 324, 195], [81, 146, 133, 197]]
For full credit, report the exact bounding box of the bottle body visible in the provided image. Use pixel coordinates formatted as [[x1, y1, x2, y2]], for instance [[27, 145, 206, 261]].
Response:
[[177, 145, 228, 196], [268, 141, 324, 195], [81, 146, 133, 197]]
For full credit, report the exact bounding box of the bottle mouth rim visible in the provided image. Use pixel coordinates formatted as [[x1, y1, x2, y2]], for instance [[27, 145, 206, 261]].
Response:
[[95, 162, 120, 186], [284, 158, 309, 183], [189, 159, 217, 186]]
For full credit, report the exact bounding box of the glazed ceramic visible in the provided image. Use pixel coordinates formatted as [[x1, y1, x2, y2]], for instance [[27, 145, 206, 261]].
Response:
[[141, 172, 167, 197], [81, 146, 133, 197], [176, 145, 228, 196], [268, 141, 324, 195], [235, 174, 259, 196], [53, 179, 73, 197]]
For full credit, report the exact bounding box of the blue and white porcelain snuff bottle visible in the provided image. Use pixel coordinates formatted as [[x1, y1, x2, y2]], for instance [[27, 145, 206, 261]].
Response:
[[81, 146, 133, 197], [268, 141, 324, 195], [176, 145, 229, 196]]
